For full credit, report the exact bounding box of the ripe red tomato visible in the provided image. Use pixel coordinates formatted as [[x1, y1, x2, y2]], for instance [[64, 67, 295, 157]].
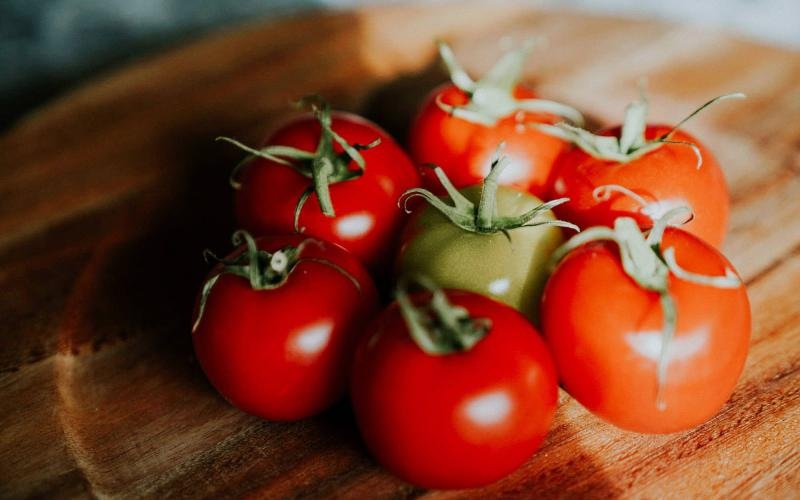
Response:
[[192, 232, 378, 421], [547, 125, 730, 247], [541, 225, 750, 433], [410, 83, 571, 197], [408, 41, 582, 198], [231, 102, 420, 273], [351, 289, 558, 489]]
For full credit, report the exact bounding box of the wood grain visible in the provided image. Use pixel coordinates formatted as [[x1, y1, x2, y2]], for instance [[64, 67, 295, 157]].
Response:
[[1, 2, 799, 498]]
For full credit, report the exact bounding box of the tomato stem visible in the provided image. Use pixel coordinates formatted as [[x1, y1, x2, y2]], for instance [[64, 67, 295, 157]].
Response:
[[395, 276, 491, 355], [217, 95, 381, 221], [534, 90, 745, 167], [475, 144, 510, 230], [192, 231, 362, 333], [549, 210, 742, 410], [435, 40, 583, 127], [400, 146, 579, 235]]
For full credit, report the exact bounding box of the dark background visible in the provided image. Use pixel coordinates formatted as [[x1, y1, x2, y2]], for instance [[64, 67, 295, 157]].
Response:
[[1, 0, 796, 132], [0, 0, 324, 130]]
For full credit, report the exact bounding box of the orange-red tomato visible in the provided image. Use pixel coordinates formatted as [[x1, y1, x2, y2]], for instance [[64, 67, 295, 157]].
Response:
[[547, 125, 730, 247], [409, 83, 567, 198], [541, 228, 750, 433]]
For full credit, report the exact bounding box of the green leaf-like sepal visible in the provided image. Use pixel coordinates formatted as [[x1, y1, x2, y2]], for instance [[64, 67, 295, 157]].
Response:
[[399, 144, 579, 235], [396, 275, 491, 355], [435, 40, 584, 127], [535, 91, 746, 167], [192, 231, 362, 334], [218, 95, 382, 220]]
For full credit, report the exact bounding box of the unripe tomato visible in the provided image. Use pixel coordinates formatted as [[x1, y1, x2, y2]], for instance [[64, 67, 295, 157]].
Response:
[[397, 184, 565, 322]]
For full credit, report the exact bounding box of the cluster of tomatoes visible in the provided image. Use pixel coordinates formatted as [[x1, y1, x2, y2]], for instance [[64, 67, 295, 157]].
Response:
[[191, 41, 751, 489]]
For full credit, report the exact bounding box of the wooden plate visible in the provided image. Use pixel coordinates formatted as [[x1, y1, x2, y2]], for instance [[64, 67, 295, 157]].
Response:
[[1, 3, 799, 497]]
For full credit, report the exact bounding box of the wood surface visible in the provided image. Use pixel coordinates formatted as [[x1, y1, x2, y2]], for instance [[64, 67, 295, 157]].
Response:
[[1, 2, 799, 498]]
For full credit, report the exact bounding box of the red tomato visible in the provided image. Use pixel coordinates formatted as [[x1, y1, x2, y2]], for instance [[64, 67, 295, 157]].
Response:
[[192, 233, 378, 421], [541, 227, 750, 433], [351, 290, 558, 489], [234, 111, 420, 272], [409, 83, 568, 198], [547, 125, 730, 247]]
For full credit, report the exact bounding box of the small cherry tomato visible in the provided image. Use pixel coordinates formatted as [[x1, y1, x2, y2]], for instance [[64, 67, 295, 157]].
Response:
[[543, 93, 744, 248], [541, 212, 750, 433], [192, 232, 378, 421], [224, 96, 421, 273], [408, 41, 583, 198], [351, 282, 558, 489]]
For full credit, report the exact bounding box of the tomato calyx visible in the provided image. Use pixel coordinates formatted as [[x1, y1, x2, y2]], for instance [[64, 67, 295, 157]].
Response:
[[593, 184, 694, 227], [396, 276, 491, 355], [535, 89, 745, 167], [435, 40, 584, 127], [218, 95, 381, 224], [400, 144, 579, 236], [192, 231, 361, 333], [550, 209, 741, 410]]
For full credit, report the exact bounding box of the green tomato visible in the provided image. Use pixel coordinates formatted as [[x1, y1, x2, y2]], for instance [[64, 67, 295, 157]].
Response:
[[396, 185, 564, 322]]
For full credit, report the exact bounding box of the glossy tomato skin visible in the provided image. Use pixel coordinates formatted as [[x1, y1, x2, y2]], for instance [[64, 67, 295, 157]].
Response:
[[396, 185, 564, 322], [235, 112, 421, 273], [192, 234, 378, 421], [547, 125, 730, 247], [351, 291, 558, 489], [541, 228, 750, 433], [409, 83, 567, 198]]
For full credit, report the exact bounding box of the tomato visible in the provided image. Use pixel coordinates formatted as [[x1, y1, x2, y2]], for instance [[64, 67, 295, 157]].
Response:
[[396, 150, 575, 322], [192, 232, 378, 421], [547, 125, 729, 247], [351, 286, 558, 489], [544, 93, 744, 248], [226, 97, 420, 273], [408, 41, 583, 198], [541, 215, 750, 433]]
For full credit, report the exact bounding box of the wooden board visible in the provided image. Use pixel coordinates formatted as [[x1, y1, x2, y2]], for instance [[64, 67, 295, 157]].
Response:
[[1, 2, 799, 497]]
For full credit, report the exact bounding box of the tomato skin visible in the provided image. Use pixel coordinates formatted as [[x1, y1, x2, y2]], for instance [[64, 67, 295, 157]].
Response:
[[396, 185, 564, 322], [351, 291, 558, 489], [541, 228, 750, 433], [192, 234, 378, 421], [409, 83, 567, 198], [235, 112, 421, 273], [547, 125, 730, 247]]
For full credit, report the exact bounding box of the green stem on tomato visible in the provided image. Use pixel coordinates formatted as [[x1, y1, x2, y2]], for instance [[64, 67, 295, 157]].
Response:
[[435, 39, 584, 127], [217, 95, 381, 222], [395, 275, 491, 355], [400, 144, 579, 235], [192, 231, 361, 334], [534, 90, 745, 168]]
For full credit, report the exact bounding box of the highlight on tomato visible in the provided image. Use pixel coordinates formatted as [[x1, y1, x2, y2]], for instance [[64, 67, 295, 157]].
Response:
[[219, 95, 421, 273], [541, 90, 746, 248], [191, 231, 378, 421], [350, 277, 558, 489], [408, 39, 584, 198], [396, 144, 578, 322], [541, 208, 750, 433]]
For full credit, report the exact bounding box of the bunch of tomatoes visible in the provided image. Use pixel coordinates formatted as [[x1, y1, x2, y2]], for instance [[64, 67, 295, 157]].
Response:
[[191, 41, 751, 489]]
